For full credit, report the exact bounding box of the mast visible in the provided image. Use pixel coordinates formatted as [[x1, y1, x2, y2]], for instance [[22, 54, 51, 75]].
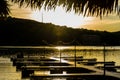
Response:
[[42, 12, 43, 22]]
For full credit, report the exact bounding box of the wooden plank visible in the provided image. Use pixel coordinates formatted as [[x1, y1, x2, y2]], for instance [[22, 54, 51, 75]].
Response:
[[78, 61, 115, 65], [97, 66, 120, 68], [11, 57, 56, 61], [21, 66, 94, 72], [30, 73, 120, 80], [15, 62, 71, 69], [30, 73, 102, 77]]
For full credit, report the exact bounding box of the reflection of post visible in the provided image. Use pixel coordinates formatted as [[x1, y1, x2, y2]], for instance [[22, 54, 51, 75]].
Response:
[[60, 47, 61, 63], [103, 44, 106, 78], [44, 46, 45, 58], [74, 45, 76, 67]]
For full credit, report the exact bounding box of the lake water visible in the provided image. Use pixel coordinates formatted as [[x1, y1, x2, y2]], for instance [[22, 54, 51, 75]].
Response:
[[0, 46, 120, 80], [0, 57, 21, 80]]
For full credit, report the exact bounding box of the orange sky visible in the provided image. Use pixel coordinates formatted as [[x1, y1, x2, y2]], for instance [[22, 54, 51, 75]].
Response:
[[10, 2, 120, 32]]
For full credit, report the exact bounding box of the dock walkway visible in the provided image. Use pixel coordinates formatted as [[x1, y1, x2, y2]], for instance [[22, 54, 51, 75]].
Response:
[[50, 57, 120, 79], [11, 56, 120, 79]]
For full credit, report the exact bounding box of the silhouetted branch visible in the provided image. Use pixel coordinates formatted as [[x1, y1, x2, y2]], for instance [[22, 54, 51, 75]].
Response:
[[10, 0, 119, 17], [0, 0, 10, 17]]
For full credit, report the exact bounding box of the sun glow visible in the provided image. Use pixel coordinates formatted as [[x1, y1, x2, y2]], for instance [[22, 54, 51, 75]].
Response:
[[30, 10, 43, 22], [30, 7, 94, 28], [55, 46, 69, 50]]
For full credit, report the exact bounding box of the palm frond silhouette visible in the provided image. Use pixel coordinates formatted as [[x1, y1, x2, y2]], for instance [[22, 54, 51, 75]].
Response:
[[0, 0, 119, 17], [0, 0, 10, 17]]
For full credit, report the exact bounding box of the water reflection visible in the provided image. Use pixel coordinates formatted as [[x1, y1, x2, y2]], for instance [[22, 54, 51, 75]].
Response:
[[0, 57, 21, 80], [0, 46, 120, 80], [0, 46, 120, 65]]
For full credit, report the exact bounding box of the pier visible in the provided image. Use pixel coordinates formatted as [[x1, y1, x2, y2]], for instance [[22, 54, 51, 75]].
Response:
[[10, 54, 120, 80], [0, 45, 118, 80]]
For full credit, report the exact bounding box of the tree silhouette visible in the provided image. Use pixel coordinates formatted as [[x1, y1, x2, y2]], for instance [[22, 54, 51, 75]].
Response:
[[0, 0, 119, 17], [0, 0, 10, 18]]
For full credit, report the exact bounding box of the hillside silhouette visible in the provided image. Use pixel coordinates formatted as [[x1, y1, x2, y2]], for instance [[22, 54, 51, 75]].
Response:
[[0, 17, 120, 46]]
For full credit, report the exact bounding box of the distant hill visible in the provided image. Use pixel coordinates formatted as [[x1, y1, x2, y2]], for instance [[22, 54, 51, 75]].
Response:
[[0, 17, 120, 46]]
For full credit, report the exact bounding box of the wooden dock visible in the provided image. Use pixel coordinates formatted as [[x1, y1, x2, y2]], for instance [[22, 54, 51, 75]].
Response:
[[10, 56, 120, 80], [21, 66, 95, 78], [30, 73, 120, 80], [78, 61, 115, 65], [14, 61, 71, 70], [11, 57, 56, 62], [97, 66, 120, 68]]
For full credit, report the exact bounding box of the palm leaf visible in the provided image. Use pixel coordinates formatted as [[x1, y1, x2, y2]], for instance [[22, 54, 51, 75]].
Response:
[[10, 0, 119, 17], [5, 0, 119, 17], [0, 0, 10, 17]]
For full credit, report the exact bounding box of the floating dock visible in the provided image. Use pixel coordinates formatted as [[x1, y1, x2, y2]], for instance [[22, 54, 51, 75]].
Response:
[[10, 55, 120, 80]]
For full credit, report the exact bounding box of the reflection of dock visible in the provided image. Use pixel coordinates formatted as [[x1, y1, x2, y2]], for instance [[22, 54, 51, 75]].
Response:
[[30, 73, 120, 80], [11, 55, 120, 80]]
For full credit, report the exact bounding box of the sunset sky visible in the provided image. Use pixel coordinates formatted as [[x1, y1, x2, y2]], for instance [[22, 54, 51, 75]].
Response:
[[10, 2, 120, 32]]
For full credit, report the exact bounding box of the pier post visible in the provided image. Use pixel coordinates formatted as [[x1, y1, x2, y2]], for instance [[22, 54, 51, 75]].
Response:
[[103, 44, 106, 78], [44, 46, 46, 58], [60, 47, 61, 63], [74, 45, 76, 67]]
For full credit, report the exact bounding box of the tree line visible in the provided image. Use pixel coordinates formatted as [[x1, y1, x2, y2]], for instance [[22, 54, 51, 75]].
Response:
[[0, 17, 120, 46]]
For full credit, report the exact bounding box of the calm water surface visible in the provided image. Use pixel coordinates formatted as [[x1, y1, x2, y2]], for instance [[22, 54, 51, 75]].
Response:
[[42, 46, 120, 66], [0, 46, 120, 80]]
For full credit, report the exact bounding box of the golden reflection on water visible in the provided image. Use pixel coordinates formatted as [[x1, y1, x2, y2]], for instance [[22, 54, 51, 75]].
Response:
[[50, 57, 68, 63], [53, 46, 120, 65], [0, 46, 120, 79], [55, 46, 70, 50], [34, 71, 50, 75], [0, 57, 21, 80]]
